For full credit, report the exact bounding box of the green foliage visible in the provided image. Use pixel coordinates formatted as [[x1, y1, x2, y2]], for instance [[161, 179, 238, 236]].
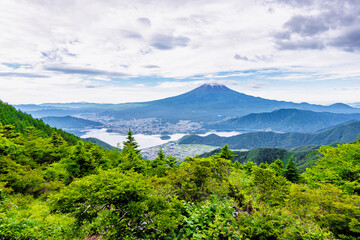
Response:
[[122, 128, 141, 156], [168, 156, 232, 202], [0, 192, 74, 239], [148, 148, 178, 177], [51, 169, 183, 239], [116, 145, 148, 174], [201, 145, 321, 173], [63, 142, 99, 183], [286, 184, 360, 239], [218, 144, 235, 160], [305, 142, 360, 194], [228, 168, 252, 208], [234, 203, 333, 239], [180, 197, 239, 239], [269, 158, 284, 176], [251, 166, 290, 206], [0, 100, 79, 145], [180, 120, 360, 149], [165, 154, 178, 168], [284, 156, 300, 183], [0, 155, 45, 195], [83, 137, 115, 150]]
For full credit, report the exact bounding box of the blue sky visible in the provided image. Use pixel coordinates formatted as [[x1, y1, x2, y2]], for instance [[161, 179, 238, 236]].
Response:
[[1, 0, 360, 104]]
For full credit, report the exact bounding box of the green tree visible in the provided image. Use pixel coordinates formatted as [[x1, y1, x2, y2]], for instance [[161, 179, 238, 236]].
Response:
[[251, 166, 290, 206], [259, 162, 268, 169], [168, 156, 232, 202], [218, 144, 235, 160], [0, 101, 79, 145], [122, 128, 141, 156], [305, 142, 360, 194], [64, 142, 100, 183], [1, 124, 20, 140], [286, 184, 360, 239], [270, 158, 284, 176], [156, 148, 166, 162], [284, 157, 300, 183], [149, 148, 167, 177], [117, 144, 147, 174], [51, 169, 183, 239], [165, 155, 178, 168]]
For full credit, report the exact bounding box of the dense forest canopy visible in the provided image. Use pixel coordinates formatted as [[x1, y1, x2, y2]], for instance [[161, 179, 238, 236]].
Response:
[[1, 101, 360, 239]]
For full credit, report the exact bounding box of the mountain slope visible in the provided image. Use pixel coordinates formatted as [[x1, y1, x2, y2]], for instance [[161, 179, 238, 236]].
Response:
[[106, 83, 359, 121], [178, 120, 360, 149], [42, 116, 103, 129], [0, 100, 79, 144], [15, 84, 360, 122], [199, 145, 321, 172], [213, 109, 360, 132], [83, 137, 115, 150]]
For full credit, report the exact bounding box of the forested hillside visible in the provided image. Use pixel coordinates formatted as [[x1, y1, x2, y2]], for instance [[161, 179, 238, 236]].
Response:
[[0, 103, 360, 239], [213, 108, 360, 132], [0, 100, 79, 145], [200, 145, 321, 172], [180, 120, 360, 149]]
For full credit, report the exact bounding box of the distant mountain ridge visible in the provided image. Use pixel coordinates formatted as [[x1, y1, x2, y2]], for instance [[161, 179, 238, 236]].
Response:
[[15, 84, 360, 122], [42, 116, 103, 129], [212, 108, 360, 132], [178, 120, 360, 149]]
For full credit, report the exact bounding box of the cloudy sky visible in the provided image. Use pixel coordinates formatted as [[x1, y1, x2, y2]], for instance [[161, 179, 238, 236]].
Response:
[[1, 0, 360, 105]]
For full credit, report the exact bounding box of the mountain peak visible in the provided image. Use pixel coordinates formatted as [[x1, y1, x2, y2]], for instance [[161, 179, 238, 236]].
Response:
[[200, 82, 226, 88], [328, 103, 353, 109], [192, 83, 232, 93]]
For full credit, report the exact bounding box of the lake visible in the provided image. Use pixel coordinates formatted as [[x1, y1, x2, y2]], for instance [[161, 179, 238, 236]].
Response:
[[81, 128, 244, 149]]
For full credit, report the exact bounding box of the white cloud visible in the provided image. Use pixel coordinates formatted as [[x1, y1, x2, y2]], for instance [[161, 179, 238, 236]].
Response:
[[156, 80, 238, 89], [0, 0, 360, 104], [247, 80, 270, 89]]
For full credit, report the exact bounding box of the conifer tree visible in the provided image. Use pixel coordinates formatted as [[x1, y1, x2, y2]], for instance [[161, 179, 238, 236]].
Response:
[[157, 148, 166, 162], [122, 128, 141, 156], [219, 144, 235, 160], [284, 157, 300, 183], [166, 155, 178, 168], [270, 158, 284, 176], [151, 148, 166, 168]]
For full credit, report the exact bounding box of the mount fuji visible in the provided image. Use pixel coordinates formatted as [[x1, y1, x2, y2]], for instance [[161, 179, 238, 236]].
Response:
[[104, 83, 359, 121]]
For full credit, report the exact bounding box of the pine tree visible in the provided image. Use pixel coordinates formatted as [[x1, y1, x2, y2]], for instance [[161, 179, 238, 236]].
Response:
[[219, 144, 235, 160], [165, 155, 178, 168], [284, 157, 300, 183], [270, 158, 284, 176], [122, 128, 141, 155], [151, 148, 166, 168], [157, 148, 166, 162]]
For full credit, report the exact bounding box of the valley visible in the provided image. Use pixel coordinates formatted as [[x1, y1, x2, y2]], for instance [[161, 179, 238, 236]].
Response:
[[14, 83, 360, 161]]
